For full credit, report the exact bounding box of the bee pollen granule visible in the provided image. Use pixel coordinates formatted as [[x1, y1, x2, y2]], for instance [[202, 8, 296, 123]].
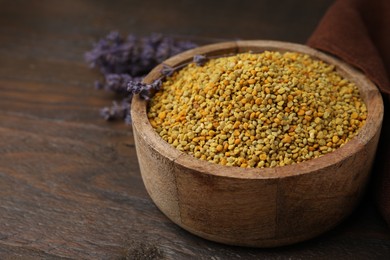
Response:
[[147, 51, 367, 168]]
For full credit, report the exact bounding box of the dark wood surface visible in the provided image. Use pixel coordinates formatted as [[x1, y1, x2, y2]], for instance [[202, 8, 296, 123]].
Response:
[[0, 0, 389, 259]]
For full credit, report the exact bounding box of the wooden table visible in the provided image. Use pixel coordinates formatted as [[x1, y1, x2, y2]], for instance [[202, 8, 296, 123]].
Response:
[[1, 0, 389, 258]]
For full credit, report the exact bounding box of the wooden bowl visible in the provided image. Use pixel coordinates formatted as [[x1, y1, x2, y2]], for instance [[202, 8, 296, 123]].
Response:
[[131, 41, 383, 247]]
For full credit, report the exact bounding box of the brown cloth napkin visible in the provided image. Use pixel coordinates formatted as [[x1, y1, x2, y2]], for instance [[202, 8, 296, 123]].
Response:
[[307, 0, 390, 225]]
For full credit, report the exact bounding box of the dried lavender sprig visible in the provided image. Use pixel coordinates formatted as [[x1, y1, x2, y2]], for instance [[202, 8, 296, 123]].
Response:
[[85, 31, 198, 77], [86, 31, 198, 123], [127, 55, 211, 102], [98, 74, 142, 94], [127, 79, 162, 101], [193, 54, 209, 66], [100, 98, 131, 121], [97, 79, 162, 124], [120, 53, 217, 123]]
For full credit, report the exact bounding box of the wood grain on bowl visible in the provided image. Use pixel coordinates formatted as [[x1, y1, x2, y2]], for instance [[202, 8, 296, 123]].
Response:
[[131, 41, 383, 247]]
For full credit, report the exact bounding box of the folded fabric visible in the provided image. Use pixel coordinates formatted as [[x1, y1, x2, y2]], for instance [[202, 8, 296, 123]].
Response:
[[307, 0, 390, 226]]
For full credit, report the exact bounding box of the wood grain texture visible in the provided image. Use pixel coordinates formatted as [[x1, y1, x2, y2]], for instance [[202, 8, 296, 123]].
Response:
[[1, 0, 390, 258]]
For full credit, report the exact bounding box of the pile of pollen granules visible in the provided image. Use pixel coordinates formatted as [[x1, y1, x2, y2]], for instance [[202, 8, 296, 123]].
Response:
[[147, 51, 367, 168]]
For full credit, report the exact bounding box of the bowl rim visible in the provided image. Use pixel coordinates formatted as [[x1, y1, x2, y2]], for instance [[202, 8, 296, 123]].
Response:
[[131, 40, 384, 180]]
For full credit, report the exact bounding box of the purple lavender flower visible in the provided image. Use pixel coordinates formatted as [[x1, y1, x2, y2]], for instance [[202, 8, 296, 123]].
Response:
[[85, 31, 197, 78], [85, 31, 129, 74], [127, 81, 146, 94], [86, 31, 198, 123], [193, 54, 209, 66], [152, 79, 162, 91], [105, 74, 133, 93], [100, 100, 130, 121], [127, 79, 162, 101]]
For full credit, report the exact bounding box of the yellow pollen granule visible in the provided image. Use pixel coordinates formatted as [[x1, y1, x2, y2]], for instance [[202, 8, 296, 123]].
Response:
[[147, 51, 367, 168]]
